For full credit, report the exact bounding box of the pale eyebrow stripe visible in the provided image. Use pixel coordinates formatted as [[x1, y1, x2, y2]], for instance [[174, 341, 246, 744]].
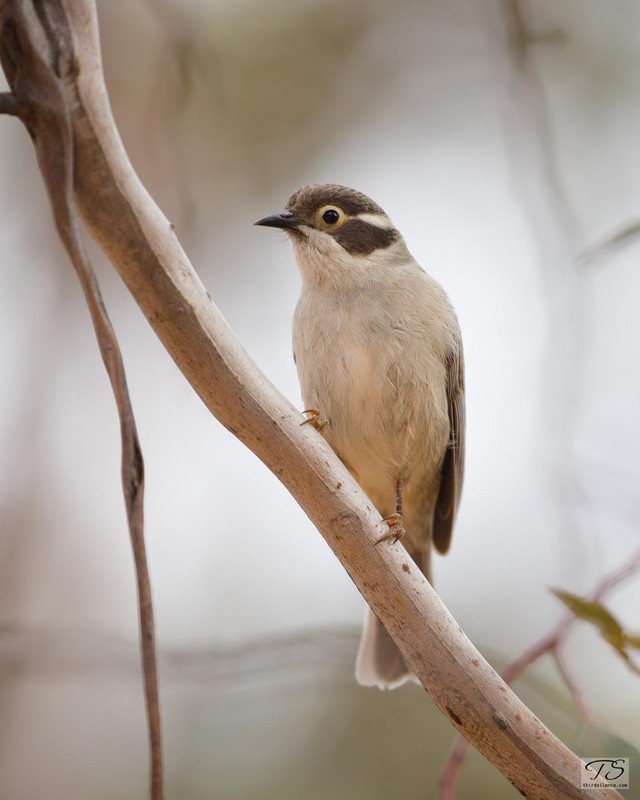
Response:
[[354, 212, 395, 229]]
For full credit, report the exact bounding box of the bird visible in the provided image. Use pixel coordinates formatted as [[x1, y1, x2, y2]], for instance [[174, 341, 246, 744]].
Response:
[[255, 184, 465, 689]]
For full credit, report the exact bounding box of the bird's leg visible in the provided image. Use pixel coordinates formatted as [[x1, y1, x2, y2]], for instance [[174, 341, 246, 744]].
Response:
[[376, 479, 406, 545], [300, 408, 329, 432]]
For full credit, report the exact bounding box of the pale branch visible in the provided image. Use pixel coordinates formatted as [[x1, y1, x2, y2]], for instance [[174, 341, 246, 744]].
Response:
[[0, 1, 623, 798], [551, 646, 597, 736], [0, 2, 163, 798], [577, 220, 640, 269], [592, 549, 640, 601], [0, 625, 356, 681], [439, 548, 640, 799], [439, 735, 470, 800]]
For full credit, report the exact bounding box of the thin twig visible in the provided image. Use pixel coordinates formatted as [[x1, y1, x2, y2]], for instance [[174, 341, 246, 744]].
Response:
[[438, 548, 640, 799], [0, 2, 163, 797], [552, 644, 599, 749], [592, 550, 640, 601], [438, 735, 470, 800], [578, 220, 640, 269]]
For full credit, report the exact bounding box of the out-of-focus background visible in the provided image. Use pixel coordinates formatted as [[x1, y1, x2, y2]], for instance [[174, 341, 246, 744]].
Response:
[[1, 1, 639, 798]]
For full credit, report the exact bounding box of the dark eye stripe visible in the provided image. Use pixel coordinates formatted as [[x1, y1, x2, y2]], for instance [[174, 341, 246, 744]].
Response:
[[332, 219, 400, 255]]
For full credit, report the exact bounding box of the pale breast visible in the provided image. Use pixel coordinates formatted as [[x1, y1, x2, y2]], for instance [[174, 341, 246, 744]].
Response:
[[292, 273, 453, 507]]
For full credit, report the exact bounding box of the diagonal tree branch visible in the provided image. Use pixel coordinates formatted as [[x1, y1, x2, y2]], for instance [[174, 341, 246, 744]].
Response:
[[0, 1, 623, 798], [0, 2, 163, 798]]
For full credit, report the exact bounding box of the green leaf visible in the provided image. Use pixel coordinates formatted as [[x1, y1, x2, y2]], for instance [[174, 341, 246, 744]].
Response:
[[623, 634, 640, 650], [551, 589, 627, 653], [552, 589, 640, 677]]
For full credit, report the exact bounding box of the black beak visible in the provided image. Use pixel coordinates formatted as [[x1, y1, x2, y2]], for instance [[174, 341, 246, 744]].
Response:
[[254, 210, 303, 230]]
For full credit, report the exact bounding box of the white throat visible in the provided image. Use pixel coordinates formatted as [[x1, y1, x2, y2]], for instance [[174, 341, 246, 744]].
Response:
[[290, 231, 413, 293]]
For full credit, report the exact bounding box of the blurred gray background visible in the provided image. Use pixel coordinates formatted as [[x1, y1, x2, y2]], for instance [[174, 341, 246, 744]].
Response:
[[1, 1, 639, 798]]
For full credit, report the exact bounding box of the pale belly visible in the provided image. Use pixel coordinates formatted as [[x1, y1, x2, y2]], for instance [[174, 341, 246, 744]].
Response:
[[295, 325, 450, 524]]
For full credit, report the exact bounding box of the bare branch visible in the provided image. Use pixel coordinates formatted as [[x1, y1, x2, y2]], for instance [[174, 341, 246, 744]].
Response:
[[592, 549, 640, 602], [0, 1, 626, 798], [438, 735, 469, 800], [439, 548, 640, 798], [552, 645, 597, 738], [578, 220, 640, 268], [0, 2, 163, 798]]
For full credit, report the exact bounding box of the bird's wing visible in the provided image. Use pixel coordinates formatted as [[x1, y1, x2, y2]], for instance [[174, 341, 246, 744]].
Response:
[[432, 340, 465, 554]]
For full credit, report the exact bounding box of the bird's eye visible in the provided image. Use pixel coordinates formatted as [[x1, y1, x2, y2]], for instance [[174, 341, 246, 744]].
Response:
[[317, 205, 346, 230]]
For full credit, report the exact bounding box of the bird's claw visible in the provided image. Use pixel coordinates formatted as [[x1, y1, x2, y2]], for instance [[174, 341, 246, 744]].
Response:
[[376, 513, 406, 545], [300, 408, 329, 432]]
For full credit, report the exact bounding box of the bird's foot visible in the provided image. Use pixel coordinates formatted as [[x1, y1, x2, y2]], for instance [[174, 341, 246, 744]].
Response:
[[376, 513, 406, 545], [300, 408, 329, 432]]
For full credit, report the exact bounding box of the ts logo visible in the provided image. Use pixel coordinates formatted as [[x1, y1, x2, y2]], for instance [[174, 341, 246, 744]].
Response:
[[581, 758, 629, 789]]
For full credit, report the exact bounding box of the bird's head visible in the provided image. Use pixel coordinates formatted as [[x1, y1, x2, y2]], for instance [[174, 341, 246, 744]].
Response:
[[255, 184, 410, 287]]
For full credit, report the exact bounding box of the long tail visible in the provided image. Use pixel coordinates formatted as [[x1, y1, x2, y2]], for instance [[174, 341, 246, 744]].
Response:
[[354, 543, 431, 690]]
